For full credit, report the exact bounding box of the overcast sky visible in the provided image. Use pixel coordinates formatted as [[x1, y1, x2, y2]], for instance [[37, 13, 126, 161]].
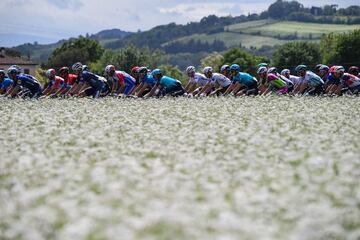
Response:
[[0, 0, 358, 46]]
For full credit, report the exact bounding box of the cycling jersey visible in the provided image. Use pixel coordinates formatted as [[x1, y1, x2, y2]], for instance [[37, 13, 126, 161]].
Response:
[[302, 71, 324, 87], [64, 74, 77, 86], [156, 76, 180, 89], [142, 74, 156, 87], [211, 73, 231, 88], [267, 73, 287, 89], [341, 73, 360, 88], [12, 74, 41, 93], [289, 75, 302, 85], [80, 71, 104, 88], [48, 76, 64, 89], [0, 77, 13, 90], [111, 71, 136, 85], [189, 73, 209, 87], [232, 72, 257, 88]]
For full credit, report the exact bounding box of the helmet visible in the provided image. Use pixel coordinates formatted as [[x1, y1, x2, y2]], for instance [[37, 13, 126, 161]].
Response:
[[46, 69, 56, 78], [334, 66, 345, 74], [267, 67, 277, 74], [104, 65, 115, 74], [131, 66, 140, 73], [7, 67, 20, 75], [72, 62, 83, 71], [0, 70, 5, 75], [329, 66, 336, 74], [257, 66, 267, 75], [82, 65, 89, 71], [349, 66, 359, 74], [203, 67, 213, 75], [315, 64, 323, 72], [319, 65, 329, 72], [151, 69, 162, 76], [281, 69, 290, 76], [295, 65, 307, 73], [220, 65, 230, 74], [186, 66, 196, 74], [258, 63, 268, 68], [230, 64, 240, 72], [59, 67, 69, 75], [10, 65, 21, 71], [138, 67, 148, 75]]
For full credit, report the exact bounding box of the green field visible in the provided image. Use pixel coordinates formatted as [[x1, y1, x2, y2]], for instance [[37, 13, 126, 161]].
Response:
[[164, 20, 360, 50], [228, 21, 360, 39]]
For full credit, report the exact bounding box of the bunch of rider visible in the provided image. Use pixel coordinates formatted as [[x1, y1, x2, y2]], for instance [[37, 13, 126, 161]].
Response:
[[1, 61, 359, 99]]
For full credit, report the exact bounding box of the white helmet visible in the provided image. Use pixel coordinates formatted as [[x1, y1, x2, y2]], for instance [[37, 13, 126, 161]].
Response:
[[186, 66, 196, 74], [334, 66, 345, 74], [46, 69, 56, 78], [203, 66, 213, 75], [281, 69, 290, 76], [257, 66, 267, 74], [72, 62, 83, 71], [105, 65, 115, 74]]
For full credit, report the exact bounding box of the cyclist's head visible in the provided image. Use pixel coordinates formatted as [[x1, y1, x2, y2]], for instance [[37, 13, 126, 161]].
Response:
[[104, 65, 116, 76], [131, 66, 140, 77], [151, 69, 163, 80], [295, 65, 307, 77], [319, 65, 329, 77], [72, 62, 83, 74], [7, 67, 20, 79], [186, 66, 196, 77], [280, 69, 290, 78], [46, 69, 56, 79], [59, 67, 69, 77], [0, 70, 5, 78], [349, 66, 359, 76], [257, 66, 267, 78], [267, 67, 277, 74], [203, 66, 213, 78], [334, 66, 345, 77], [138, 67, 148, 79], [230, 64, 240, 76], [220, 65, 230, 75]]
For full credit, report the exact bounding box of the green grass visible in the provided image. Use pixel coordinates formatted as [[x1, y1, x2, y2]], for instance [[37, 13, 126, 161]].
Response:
[[227, 20, 360, 39], [163, 32, 317, 49]]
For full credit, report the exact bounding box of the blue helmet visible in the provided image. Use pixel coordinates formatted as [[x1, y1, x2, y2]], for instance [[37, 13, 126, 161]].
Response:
[[7, 67, 20, 75], [230, 64, 240, 72], [151, 69, 162, 77]]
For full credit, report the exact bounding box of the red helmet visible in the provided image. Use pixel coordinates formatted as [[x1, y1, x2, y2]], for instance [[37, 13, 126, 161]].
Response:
[[329, 66, 337, 74], [131, 66, 140, 73]]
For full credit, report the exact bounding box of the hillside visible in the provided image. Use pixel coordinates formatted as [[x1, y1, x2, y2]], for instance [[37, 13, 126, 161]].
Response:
[[163, 20, 360, 50]]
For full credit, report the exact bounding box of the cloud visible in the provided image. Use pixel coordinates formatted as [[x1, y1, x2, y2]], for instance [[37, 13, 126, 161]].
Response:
[[47, 0, 83, 10]]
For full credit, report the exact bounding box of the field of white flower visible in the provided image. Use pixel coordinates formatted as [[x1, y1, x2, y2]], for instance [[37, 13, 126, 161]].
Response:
[[0, 97, 360, 240]]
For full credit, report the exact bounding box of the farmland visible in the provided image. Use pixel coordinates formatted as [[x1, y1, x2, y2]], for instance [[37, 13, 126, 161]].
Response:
[[164, 20, 360, 49], [1, 97, 360, 240]]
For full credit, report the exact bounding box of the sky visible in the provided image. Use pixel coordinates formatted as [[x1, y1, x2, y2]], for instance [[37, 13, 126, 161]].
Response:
[[0, 0, 358, 47]]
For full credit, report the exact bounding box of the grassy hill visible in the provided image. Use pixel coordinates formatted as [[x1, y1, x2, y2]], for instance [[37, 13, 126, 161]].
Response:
[[163, 20, 360, 50]]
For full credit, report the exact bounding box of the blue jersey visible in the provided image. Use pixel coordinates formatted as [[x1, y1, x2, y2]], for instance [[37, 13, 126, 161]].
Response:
[[143, 74, 156, 86], [80, 71, 103, 88], [233, 72, 257, 87], [13, 74, 41, 92], [157, 76, 179, 89], [0, 77, 13, 90]]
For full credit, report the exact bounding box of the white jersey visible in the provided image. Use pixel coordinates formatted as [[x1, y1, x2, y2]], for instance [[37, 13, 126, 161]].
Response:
[[189, 72, 209, 86], [289, 75, 302, 85], [302, 71, 324, 87], [211, 73, 231, 88]]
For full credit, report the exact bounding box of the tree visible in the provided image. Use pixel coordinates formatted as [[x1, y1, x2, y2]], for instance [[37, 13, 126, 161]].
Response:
[[320, 29, 360, 68], [158, 64, 187, 84], [200, 52, 224, 72], [90, 44, 167, 75], [273, 42, 321, 71], [47, 37, 104, 68], [221, 48, 269, 75]]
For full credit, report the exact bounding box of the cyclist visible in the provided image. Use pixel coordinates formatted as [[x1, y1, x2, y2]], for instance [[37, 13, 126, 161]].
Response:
[[54, 67, 77, 97], [42, 69, 64, 96], [6, 67, 42, 99], [133, 67, 157, 97], [220, 65, 231, 79], [105, 65, 136, 96], [184, 66, 210, 96], [348, 66, 359, 78], [71, 62, 105, 98], [257, 67, 288, 95], [268, 67, 294, 93], [224, 64, 258, 96], [197, 67, 231, 97], [294, 65, 324, 95], [148, 69, 185, 97], [0, 70, 13, 94], [280, 69, 302, 88], [336, 66, 360, 95]]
